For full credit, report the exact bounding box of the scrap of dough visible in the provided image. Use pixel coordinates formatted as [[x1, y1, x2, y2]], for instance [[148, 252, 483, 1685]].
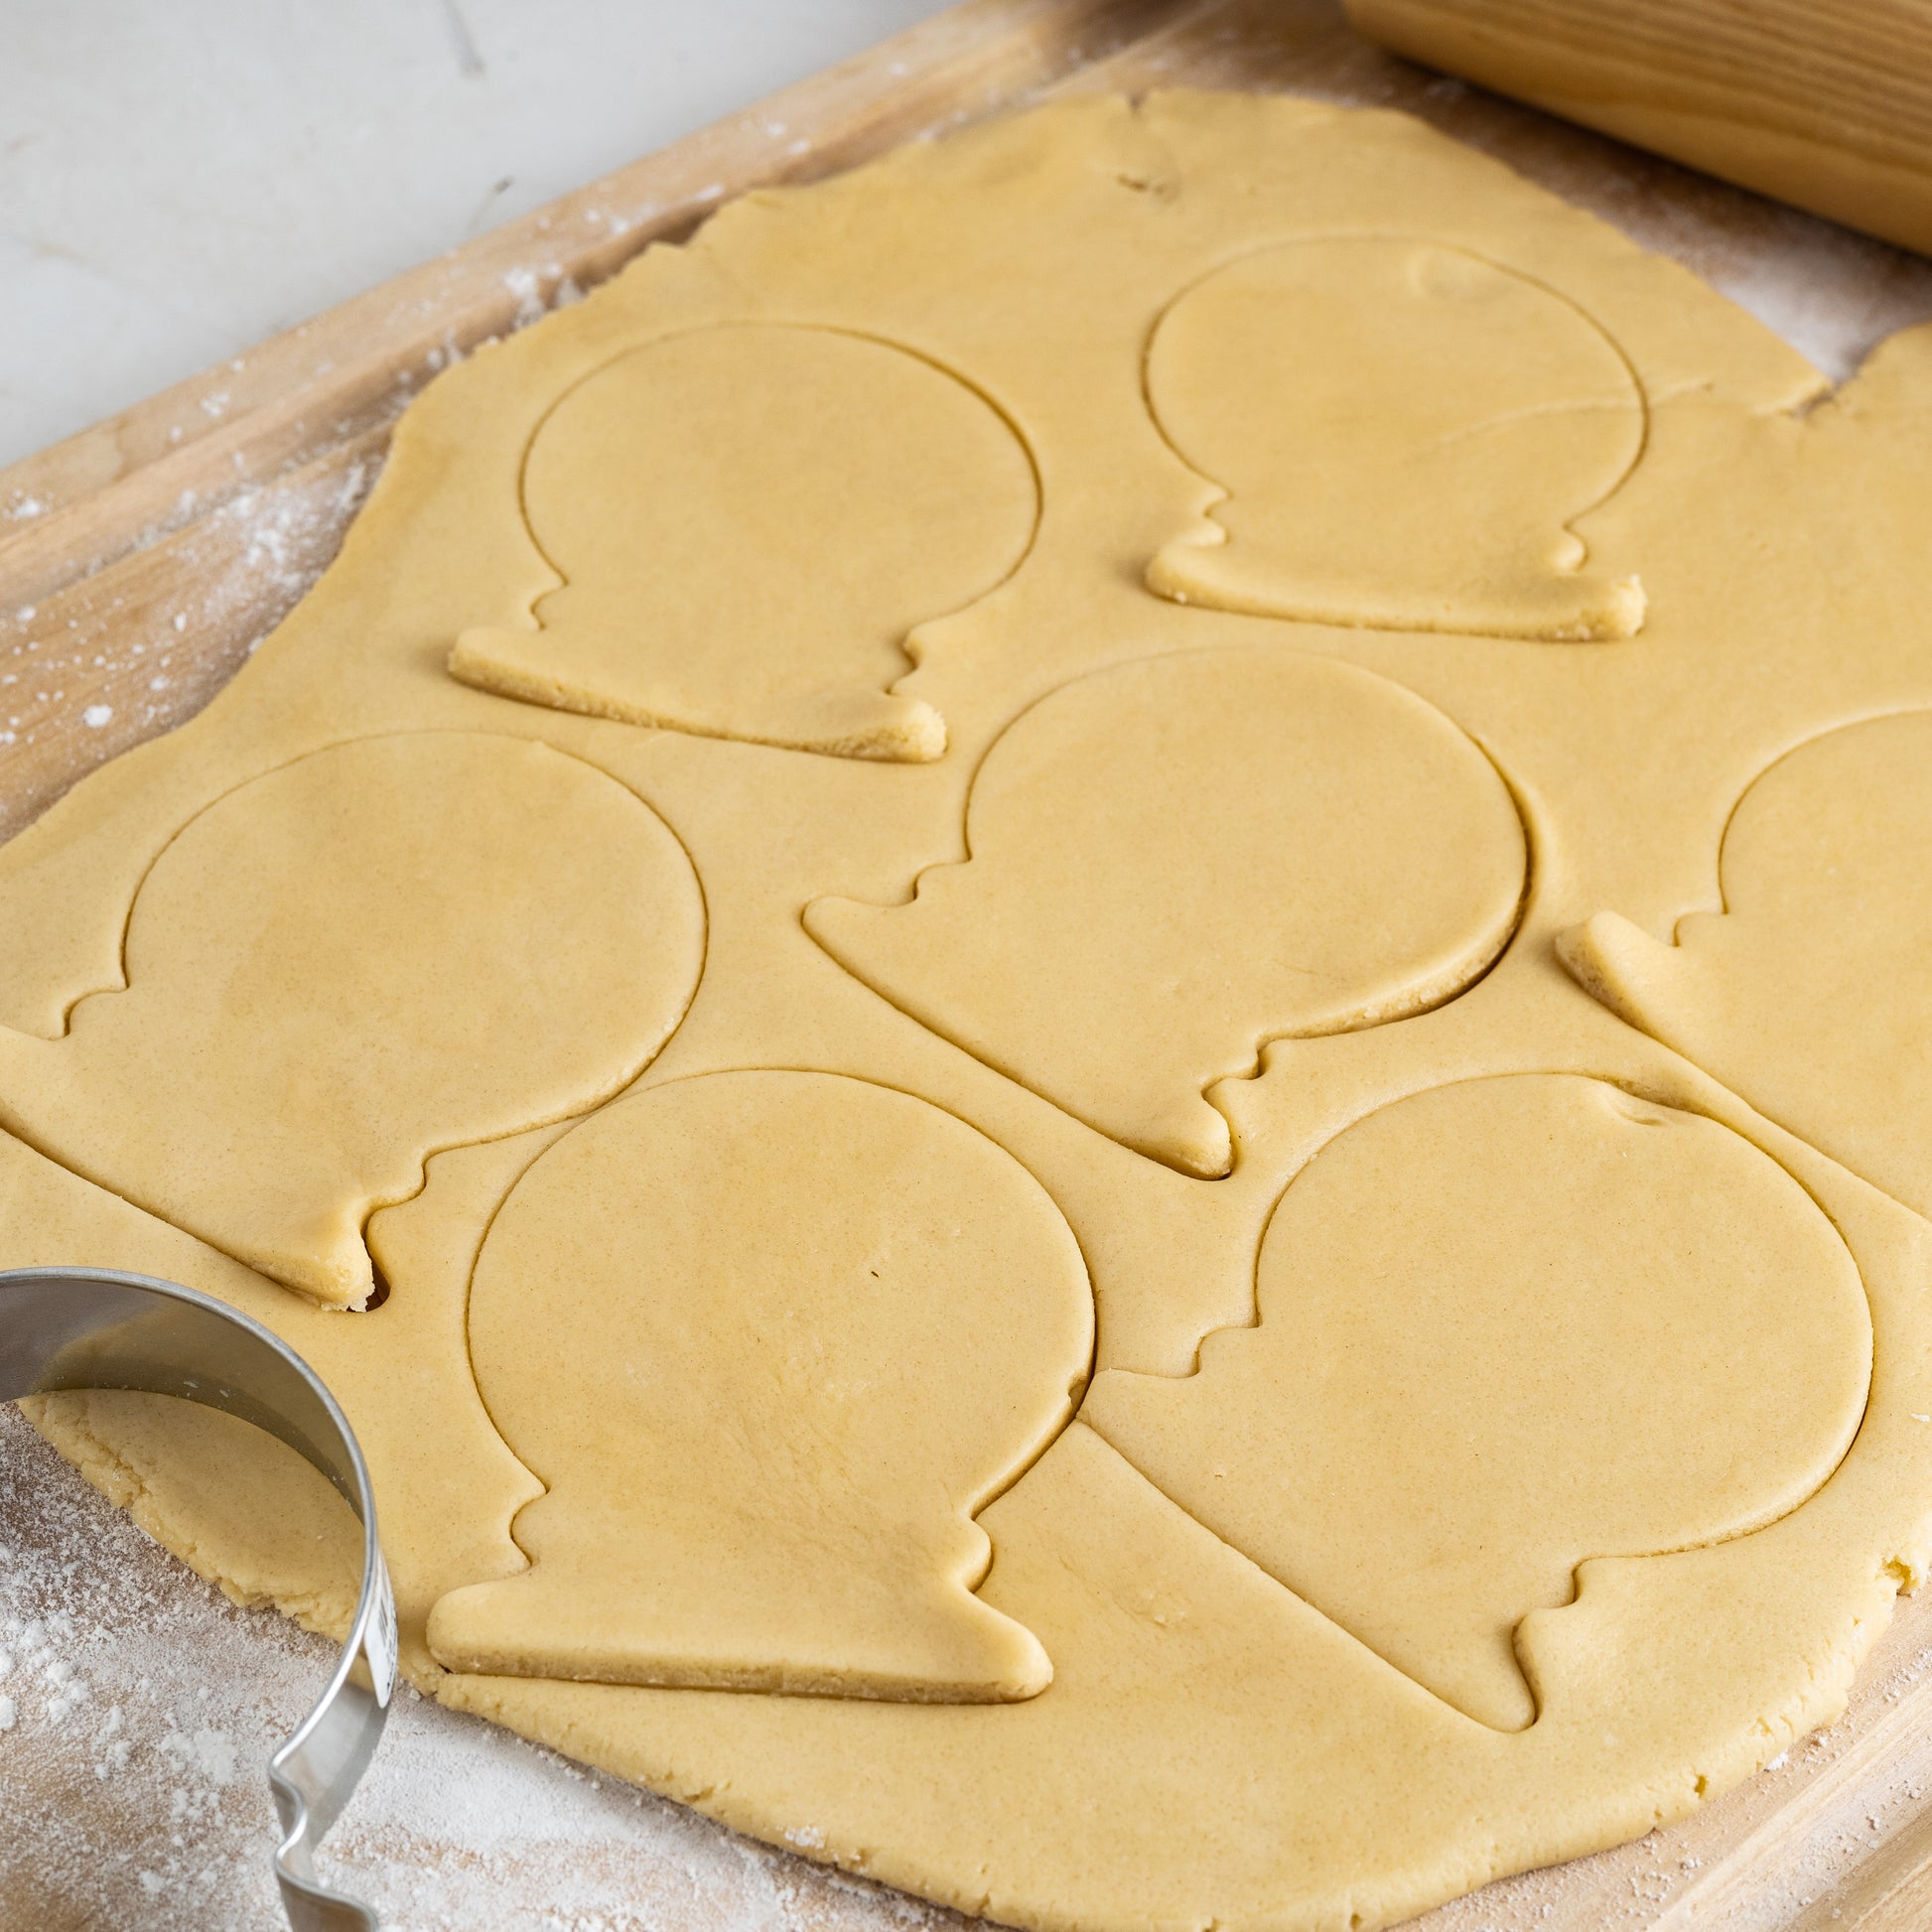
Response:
[[807, 646, 1527, 1178], [1085, 1074, 1872, 1731], [1559, 711, 1932, 1223], [0, 734, 704, 1308], [449, 324, 1037, 760], [427, 1069, 1093, 1702], [1145, 237, 1646, 638]]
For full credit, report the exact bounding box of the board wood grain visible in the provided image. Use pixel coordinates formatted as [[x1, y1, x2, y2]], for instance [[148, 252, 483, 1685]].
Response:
[[1344, 0, 1932, 256], [5, 3, 1932, 1925]]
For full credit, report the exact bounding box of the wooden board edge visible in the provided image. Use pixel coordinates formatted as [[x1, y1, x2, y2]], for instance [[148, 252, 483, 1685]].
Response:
[[0, 0, 1182, 614]]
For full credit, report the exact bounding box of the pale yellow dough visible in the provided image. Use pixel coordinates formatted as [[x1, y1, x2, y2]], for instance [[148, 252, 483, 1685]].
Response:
[[428, 1068, 1091, 1701], [1085, 1074, 1872, 1732], [5, 88, 1932, 1932], [807, 645, 1526, 1177], [1145, 237, 1648, 639], [0, 733, 704, 1306], [1559, 711, 1932, 1224], [450, 323, 1038, 759]]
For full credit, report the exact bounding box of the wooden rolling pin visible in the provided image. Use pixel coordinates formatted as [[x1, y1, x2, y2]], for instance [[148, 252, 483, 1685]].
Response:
[[1342, 0, 1932, 257]]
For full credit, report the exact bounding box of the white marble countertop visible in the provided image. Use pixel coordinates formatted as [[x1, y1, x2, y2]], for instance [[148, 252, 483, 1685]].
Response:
[[0, 0, 947, 470]]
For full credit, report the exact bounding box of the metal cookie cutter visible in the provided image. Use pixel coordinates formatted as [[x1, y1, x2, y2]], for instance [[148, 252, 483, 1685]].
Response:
[[0, 1266, 395, 1931]]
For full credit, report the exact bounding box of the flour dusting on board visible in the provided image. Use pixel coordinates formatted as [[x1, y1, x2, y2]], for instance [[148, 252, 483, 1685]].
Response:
[[0, 1406, 965, 1931], [0, 457, 377, 843]]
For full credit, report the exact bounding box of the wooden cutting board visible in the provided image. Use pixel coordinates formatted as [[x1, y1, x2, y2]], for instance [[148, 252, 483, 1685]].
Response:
[[6, 2, 1932, 1925]]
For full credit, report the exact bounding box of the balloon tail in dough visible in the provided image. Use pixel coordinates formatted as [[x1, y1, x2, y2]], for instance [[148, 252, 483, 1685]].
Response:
[[1084, 1076, 1871, 1731], [807, 647, 1526, 1178]]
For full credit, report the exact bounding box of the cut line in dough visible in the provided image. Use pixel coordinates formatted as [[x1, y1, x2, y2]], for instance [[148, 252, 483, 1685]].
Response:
[[1084, 1073, 1873, 1731], [449, 323, 1041, 760], [807, 646, 1528, 1178], [1558, 709, 1932, 1225], [0, 732, 706, 1308], [427, 1067, 1094, 1702], [1144, 236, 1647, 638]]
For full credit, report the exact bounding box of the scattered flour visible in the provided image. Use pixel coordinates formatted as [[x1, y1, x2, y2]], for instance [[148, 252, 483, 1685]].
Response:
[[0, 1404, 963, 1931], [0, 451, 378, 842]]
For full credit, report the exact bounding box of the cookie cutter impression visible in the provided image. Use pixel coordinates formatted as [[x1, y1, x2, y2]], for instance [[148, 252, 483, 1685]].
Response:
[[0, 1266, 395, 1932]]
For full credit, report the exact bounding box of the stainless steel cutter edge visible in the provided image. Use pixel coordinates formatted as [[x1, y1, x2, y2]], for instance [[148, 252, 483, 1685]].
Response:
[[0, 1264, 395, 1932]]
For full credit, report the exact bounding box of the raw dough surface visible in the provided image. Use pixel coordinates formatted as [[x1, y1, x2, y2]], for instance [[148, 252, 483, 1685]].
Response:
[[1084, 1074, 1872, 1731], [0, 732, 704, 1306], [1145, 237, 1647, 638], [428, 1068, 1092, 1701], [5, 88, 1932, 1932], [1559, 711, 1932, 1224], [450, 323, 1038, 759], [807, 645, 1527, 1177]]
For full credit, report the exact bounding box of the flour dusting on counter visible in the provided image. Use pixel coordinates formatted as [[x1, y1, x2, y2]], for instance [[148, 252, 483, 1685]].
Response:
[[0, 1406, 962, 1931]]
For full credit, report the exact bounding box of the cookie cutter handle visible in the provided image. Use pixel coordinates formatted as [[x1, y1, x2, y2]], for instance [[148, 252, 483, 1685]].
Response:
[[0, 1265, 395, 1932]]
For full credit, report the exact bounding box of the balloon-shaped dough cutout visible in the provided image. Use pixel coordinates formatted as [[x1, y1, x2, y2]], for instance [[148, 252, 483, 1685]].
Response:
[[426, 1069, 1093, 1702], [1144, 237, 1648, 640], [447, 324, 1039, 760], [0, 733, 705, 1308], [805, 647, 1527, 1179], [1560, 711, 1932, 1222], [1082, 1074, 1871, 1732]]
